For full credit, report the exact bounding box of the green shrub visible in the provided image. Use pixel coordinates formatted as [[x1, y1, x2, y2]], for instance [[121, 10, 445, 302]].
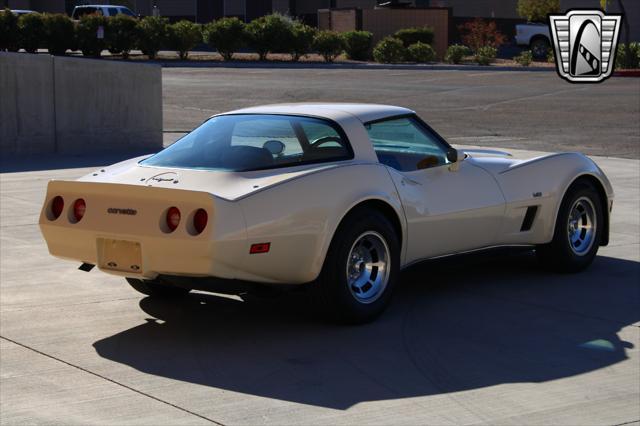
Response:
[[168, 20, 201, 59], [342, 30, 373, 61], [475, 45, 497, 65], [615, 42, 640, 70], [394, 26, 434, 47], [245, 13, 294, 60], [289, 22, 315, 61], [372, 36, 406, 63], [547, 47, 555, 63], [514, 49, 532, 66], [445, 44, 470, 64], [43, 14, 74, 55], [407, 41, 435, 63], [18, 12, 45, 53], [76, 14, 107, 57], [136, 16, 168, 59], [313, 30, 344, 62], [0, 8, 20, 51], [106, 14, 137, 58], [203, 17, 245, 61]]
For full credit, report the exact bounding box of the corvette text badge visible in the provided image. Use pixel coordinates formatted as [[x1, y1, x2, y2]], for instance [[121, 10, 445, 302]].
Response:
[[549, 9, 622, 83]]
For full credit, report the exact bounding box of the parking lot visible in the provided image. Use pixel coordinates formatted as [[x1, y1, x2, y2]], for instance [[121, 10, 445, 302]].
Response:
[[163, 67, 640, 158], [1, 68, 639, 425]]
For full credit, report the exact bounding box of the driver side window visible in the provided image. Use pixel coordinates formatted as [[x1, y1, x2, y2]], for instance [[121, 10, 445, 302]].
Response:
[[366, 116, 449, 172]]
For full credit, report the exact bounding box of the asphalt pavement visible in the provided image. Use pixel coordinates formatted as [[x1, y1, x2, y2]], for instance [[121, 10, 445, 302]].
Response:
[[162, 67, 640, 159]]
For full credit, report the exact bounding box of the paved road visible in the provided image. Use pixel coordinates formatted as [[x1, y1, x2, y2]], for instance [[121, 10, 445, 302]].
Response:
[[1, 146, 638, 425], [163, 68, 640, 159]]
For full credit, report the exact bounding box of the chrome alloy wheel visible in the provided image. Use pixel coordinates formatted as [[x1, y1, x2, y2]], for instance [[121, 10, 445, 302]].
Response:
[[346, 231, 391, 304], [567, 196, 597, 256]]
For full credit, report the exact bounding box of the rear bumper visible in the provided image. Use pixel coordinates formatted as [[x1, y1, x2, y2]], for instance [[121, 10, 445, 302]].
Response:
[[39, 179, 248, 280], [39, 223, 236, 279]]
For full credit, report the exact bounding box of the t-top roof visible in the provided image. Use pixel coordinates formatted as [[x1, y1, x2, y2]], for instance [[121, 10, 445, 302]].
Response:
[[222, 103, 414, 123]]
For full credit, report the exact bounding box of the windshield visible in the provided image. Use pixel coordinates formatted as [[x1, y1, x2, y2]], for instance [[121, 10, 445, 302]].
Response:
[[141, 114, 353, 172]]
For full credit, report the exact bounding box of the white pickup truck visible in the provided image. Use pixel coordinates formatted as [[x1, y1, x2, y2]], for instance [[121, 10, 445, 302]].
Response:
[[71, 5, 137, 20], [515, 22, 551, 59]]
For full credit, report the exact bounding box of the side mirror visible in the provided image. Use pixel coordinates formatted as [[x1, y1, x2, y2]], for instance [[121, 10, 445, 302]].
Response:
[[446, 148, 458, 163], [447, 148, 464, 172]]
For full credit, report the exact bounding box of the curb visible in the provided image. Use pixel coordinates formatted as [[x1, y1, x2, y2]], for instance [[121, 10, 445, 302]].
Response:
[[157, 60, 556, 72], [613, 69, 640, 77]]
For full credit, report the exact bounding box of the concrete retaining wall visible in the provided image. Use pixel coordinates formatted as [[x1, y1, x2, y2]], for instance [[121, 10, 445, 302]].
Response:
[[0, 52, 163, 156]]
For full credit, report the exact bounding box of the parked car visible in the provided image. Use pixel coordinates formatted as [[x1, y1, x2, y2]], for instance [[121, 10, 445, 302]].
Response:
[[39, 103, 613, 323], [10, 9, 35, 15], [516, 22, 551, 59], [71, 5, 136, 19]]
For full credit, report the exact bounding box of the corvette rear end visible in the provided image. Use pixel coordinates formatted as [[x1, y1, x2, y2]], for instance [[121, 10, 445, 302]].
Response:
[[39, 179, 246, 280]]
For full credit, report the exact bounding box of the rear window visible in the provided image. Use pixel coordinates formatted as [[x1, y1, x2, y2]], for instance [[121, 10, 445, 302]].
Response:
[[141, 114, 353, 172]]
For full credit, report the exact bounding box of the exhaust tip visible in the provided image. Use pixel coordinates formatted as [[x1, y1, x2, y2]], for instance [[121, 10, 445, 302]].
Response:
[[78, 263, 95, 272]]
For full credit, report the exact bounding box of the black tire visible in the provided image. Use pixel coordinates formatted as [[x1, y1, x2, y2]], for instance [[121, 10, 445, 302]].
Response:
[[530, 37, 550, 59], [536, 180, 603, 273], [311, 208, 400, 324], [126, 277, 190, 298]]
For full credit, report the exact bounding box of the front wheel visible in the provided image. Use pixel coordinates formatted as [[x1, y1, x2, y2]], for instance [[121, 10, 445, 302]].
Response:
[[126, 277, 190, 298], [537, 180, 603, 272], [312, 208, 400, 324]]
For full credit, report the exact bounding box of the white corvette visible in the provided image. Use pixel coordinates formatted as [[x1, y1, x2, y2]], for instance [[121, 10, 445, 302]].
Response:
[[40, 103, 613, 323]]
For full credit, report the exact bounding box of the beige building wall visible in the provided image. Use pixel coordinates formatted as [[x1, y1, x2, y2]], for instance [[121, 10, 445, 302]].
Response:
[[363, 8, 449, 58], [332, 9, 357, 32]]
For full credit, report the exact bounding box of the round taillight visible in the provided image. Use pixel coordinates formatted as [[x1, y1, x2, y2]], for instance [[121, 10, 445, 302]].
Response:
[[51, 196, 64, 220], [73, 199, 86, 222], [166, 207, 180, 232], [193, 209, 208, 234]]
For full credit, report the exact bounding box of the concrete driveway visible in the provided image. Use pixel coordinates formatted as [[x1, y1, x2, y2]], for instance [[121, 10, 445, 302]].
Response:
[[1, 67, 639, 424], [1, 146, 638, 425]]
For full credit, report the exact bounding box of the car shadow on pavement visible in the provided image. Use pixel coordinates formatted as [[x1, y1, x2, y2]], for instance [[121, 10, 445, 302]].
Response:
[[93, 251, 639, 410]]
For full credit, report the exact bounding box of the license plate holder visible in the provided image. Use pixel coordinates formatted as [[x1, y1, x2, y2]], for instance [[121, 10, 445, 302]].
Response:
[[98, 239, 142, 273]]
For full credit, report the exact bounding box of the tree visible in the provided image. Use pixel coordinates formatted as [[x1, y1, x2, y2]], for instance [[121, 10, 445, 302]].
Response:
[[517, 0, 560, 22]]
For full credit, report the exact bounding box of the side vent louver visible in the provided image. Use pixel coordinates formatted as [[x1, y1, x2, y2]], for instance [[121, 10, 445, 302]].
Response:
[[520, 206, 538, 232]]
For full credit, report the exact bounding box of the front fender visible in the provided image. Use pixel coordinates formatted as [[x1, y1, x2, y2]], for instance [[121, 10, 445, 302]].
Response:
[[496, 153, 613, 244]]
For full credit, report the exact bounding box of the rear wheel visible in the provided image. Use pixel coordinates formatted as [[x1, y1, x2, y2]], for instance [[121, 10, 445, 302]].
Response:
[[126, 277, 190, 298], [311, 208, 400, 324], [536, 180, 603, 272], [530, 37, 550, 59]]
